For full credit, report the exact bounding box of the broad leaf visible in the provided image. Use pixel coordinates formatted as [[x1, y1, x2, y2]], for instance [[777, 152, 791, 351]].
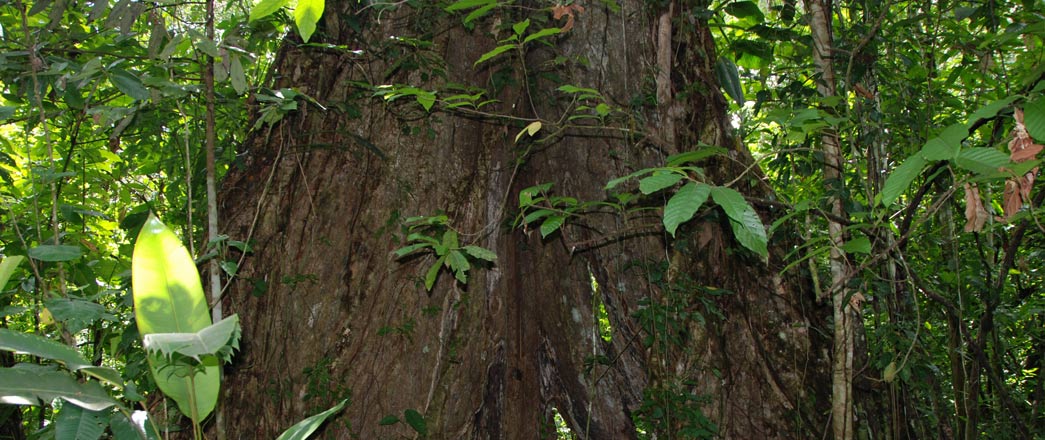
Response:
[[132, 215, 219, 423], [956, 147, 1010, 175], [462, 245, 497, 262], [540, 215, 566, 238], [110, 411, 157, 440], [1023, 97, 1045, 142], [663, 182, 710, 237], [249, 0, 289, 22], [715, 57, 744, 107], [27, 245, 82, 262], [880, 154, 927, 206], [55, 404, 107, 440], [109, 69, 149, 100], [639, 172, 682, 195], [0, 368, 117, 411], [0, 328, 91, 370], [294, 0, 325, 43], [967, 95, 1021, 127], [404, 409, 428, 436], [919, 123, 965, 161], [710, 186, 769, 260], [445, 0, 494, 11], [839, 236, 871, 254], [276, 399, 348, 440], [0, 256, 23, 288]]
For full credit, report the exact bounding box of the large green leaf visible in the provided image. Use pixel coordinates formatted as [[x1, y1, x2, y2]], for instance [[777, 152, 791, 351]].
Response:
[[1023, 97, 1045, 142], [132, 215, 218, 423], [0, 328, 91, 370], [639, 172, 682, 195], [55, 404, 107, 440], [919, 123, 966, 161], [880, 154, 927, 206], [710, 186, 769, 260], [663, 182, 710, 237], [715, 57, 745, 107], [955, 147, 1010, 175], [276, 399, 348, 440], [249, 0, 289, 21], [294, 0, 325, 42], [0, 368, 117, 411], [27, 245, 82, 262], [967, 95, 1021, 127], [0, 256, 24, 288], [109, 69, 149, 101]]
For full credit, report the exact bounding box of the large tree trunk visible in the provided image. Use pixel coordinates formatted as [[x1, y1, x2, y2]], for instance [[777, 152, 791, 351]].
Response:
[[219, 2, 830, 438]]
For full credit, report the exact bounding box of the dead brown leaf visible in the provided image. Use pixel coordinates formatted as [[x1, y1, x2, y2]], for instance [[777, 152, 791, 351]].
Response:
[[964, 183, 988, 232], [552, 3, 585, 33], [1001, 108, 1043, 221]]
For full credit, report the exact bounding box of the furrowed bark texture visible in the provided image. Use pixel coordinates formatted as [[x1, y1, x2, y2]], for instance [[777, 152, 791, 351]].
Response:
[[219, 2, 830, 438]]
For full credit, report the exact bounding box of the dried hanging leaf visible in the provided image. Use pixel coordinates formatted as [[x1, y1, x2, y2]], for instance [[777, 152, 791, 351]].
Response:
[[848, 291, 866, 311], [1003, 179, 1022, 221], [552, 3, 585, 33], [1002, 108, 1043, 220], [963, 183, 988, 232]]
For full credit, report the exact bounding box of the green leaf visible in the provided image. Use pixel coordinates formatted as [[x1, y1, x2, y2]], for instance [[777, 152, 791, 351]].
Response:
[[955, 147, 1010, 175], [276, 399, 348, 440], [143, 315, 241, 364], [0, 328, 91, 371], [665, 147, 726, 166], [109, 69, 149, 101], [0, 368, 117, 411], [1023, 97, 1045, 142], [28, 245, 82, 262], [839, 236, 871, 254], [967, 95, 1021, 127], [394, 243, 433, 258], [919, 123, 966, 161], [723, 1, 764, 21], [447, 251, 470, 283], [714, 57, 744, 107], [230, 56, 247, 94], [294, 0, 325, 43], [249, 0, 289, 21], [880, 154, 927, 206], [55, 404, 107, 440], [424, 255, 445, 290], [638, 172, 682, 195], [522, 27, 561, 45], [378, 415, 400, 425], [45, 298, 111, 333], [0, 106, 16, 122], [514, 121, 541, 142], [518, 183, 552, 207], [512, 19, 530, 36], [132, 215, 219, 423], [605, 169, 654, 190], [462, 3, 496, 24], [710, 186, 768, 260], [663, 182, 710, 237], [474, 44, 514, 67], [415, 91, 436, 111], [445, 0, 494, 11], [540, 215, 566, 238], [403, 409, 428, 436], [462, 245, 497, 262], [0, 256, 25, 289]]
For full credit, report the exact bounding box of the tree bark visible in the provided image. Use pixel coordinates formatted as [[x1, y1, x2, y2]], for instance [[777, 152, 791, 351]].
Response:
[[219, 2, 830, 438]]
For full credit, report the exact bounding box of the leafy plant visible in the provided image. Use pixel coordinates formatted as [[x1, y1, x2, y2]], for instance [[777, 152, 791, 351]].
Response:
[[393, 215, 497, 291]]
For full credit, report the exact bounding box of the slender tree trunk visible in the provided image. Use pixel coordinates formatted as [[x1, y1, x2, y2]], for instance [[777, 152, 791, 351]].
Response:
[[219, 2, 830, 438], [802, 0, 855, 438]]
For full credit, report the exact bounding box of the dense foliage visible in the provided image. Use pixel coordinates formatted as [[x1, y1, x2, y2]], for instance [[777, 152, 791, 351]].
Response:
[[0, 0, 1042, 438]]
